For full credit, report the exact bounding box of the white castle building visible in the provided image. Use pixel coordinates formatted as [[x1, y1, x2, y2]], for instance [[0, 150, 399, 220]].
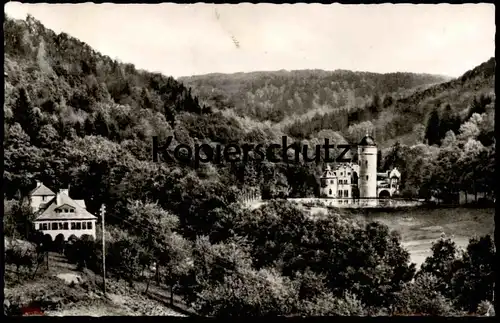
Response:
[[320, 135, 401, 203]]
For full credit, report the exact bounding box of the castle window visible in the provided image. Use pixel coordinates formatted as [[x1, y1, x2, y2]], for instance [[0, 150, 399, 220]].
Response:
[[58, 222, 64, 230], [344, 190, 349, 197], [341, 172, 343, 176], [329, 189, 332, 195], [52, 222, 58, 230], [366, 175, 369, 180], [64, 222, 69, 230], [330, 180, 334, 184], [338, 190, 343, 197], [348, 172, 351, 176]]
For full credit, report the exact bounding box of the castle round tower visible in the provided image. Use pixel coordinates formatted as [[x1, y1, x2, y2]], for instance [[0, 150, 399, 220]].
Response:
[[320, 164, 337, 198], [357, 134, 377, 198]]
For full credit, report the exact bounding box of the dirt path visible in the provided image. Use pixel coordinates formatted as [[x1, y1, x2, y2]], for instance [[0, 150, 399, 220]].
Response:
[[5, 250, 188, 317]]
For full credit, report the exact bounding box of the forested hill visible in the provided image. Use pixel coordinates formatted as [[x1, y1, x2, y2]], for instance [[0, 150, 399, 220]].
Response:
[[178, 68, 449, 123], [4, 14, 208, 127], [286, 57, 495, 147], [3, 14, 496, 317]]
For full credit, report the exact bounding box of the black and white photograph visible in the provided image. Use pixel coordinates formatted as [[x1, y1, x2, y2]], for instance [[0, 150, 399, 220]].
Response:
[[3, 2, 496, 317]]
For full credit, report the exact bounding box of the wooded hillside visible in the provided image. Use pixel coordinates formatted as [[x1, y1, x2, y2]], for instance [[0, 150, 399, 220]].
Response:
[[179, 68, 448, 124], [3, 15, 495, 317]]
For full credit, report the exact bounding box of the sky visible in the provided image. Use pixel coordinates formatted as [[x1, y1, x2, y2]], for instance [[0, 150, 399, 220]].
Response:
[[4, 2, 495, 78]]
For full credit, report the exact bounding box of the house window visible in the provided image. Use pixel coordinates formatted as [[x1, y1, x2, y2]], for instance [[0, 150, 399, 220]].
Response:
[[339, 200, 343, 204], [87, 222, 92, 229], [344, 190, 349, 198], [329, 189, 332, 195], [42, 196, 46, 201], [58, 223, 64, 230], [341, 172, 343, 176], [42, 223, 48, 230], [70, 209, 74, 213], [366, 175, 369, 180], [76, 222, 82, 230], [64, 222, 69, 230], [348, 172, 351, 176], [82, 222, 87, 230], [338, 190, 343, 197], [38, 223, 43, 230], [71, 222, 76, 230], [52, 222, 58, 230], [64, 208, 69, 213], [330, 180, 334, 184]]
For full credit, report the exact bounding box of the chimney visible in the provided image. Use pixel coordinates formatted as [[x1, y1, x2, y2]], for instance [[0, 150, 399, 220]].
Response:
[[60, 188, 69, 196], [36, 181, 42, 188]]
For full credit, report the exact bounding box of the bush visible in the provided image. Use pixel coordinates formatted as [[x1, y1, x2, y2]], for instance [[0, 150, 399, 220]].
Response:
[[393, 273, 457, 316], [4, 239, 37, 277], [299, 292, 366, 316]]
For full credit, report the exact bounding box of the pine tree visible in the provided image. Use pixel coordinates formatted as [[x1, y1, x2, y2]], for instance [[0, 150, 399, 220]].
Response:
[[94, 111, 110, 137], [425, 108, 441, 146], [377, 150, 383, 172], [14, 87, 41, 142]]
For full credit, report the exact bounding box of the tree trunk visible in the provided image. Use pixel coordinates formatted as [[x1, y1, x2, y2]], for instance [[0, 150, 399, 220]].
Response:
[[32, 258, 41, 279], [145, 273, 152, 294], [170, 284, 174, 306], [46, 252, 49, 270]]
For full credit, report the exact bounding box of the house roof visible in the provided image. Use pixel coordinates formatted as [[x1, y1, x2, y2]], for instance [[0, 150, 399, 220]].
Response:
[[29, 182, 56, 197], [34, 191, 97, 221]]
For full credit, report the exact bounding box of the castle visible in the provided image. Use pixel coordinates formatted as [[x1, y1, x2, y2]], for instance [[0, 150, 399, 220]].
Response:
[[320, 135, 401, 201]]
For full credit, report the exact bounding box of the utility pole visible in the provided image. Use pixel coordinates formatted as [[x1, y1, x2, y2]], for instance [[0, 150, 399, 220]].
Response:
[[101, 204, 106, 296]]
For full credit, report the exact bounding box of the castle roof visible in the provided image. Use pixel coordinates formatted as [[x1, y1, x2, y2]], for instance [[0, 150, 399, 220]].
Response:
[[359, 135, 376, 146], [321, 165, 336, 178]]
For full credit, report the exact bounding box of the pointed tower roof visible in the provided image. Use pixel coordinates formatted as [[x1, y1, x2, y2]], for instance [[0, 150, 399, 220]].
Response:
[[359, 133, 376, 146]]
